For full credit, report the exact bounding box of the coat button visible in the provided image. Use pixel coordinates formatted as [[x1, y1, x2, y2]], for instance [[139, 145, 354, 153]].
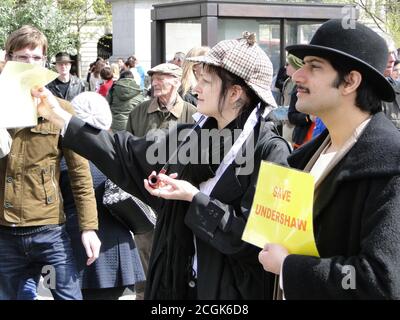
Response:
[[4, 201, 13, 208], [6, 177, 13, 183], [47, 196, 53, 203], [188, 280, 196, 288]]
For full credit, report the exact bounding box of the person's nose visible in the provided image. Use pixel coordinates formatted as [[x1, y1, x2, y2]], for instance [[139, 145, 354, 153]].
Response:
[[291, 67, 305, 84], [193, 82, 202, 94]]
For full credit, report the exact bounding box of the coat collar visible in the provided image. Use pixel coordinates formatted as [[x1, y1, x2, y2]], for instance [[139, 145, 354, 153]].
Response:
[[209, 119, 278, 204], [289, 112, 400, 218], [147, 94, 184, 118], [289, 112, 400, 178]]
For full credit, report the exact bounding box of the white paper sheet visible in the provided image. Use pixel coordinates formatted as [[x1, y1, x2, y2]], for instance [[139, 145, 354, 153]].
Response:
[[0, 61, 58, 128]]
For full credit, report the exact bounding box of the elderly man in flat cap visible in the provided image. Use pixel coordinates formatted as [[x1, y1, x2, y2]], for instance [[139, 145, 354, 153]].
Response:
[[125, 62, 196, 299], [126, 62, 196, 136]]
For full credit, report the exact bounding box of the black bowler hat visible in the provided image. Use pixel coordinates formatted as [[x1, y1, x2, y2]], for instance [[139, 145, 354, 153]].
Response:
[[286, 19, 395, 102], [55, 52, 74, 63]]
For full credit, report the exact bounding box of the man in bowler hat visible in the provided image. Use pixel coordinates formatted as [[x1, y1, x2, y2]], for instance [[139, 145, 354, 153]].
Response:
[[47, 52, 85, 101], [259, 19, 400, 299]]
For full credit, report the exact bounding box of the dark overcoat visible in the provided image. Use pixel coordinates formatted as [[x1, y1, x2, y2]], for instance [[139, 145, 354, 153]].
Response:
[[283, 112, 400, 299], [62, 114, 291, 299]]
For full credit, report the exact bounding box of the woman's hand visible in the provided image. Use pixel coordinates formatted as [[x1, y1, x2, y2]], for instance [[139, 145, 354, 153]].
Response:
[[258, 243, 289, 275], [31, 87, 70, 129], [144, 172, 200, 202]]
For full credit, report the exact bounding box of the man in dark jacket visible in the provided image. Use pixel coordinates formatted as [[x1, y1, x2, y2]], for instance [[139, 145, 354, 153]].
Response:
[[259, 19, 400, 299], [47, 52, 85, 101]]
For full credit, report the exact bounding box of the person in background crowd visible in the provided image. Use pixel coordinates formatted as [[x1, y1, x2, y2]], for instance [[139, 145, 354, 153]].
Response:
[[259, 19, 400, 300], [63, 92, 145, 300], [126, 56, 143, 89], [89, 58, 105, 92], [271, 63, 289, 104], [131, 56, 146, 89], [383, 47, 396, 78], [179, 46, 210, 106], [117, 57, 126, 72], [171, 51, 185, 67], [382, 48, 400, 129], [110, 63, 120, 81], [391, 60, 400, 81], [107, 70, 145, 132], [287, 54, 315, 149], [280, 54, 304, 144], [311, 117, 326, 139], [126, 63, 196, 136], [97, 66, 114, 97], [125, 62, 196, 299], [47, 52, 85, 101]]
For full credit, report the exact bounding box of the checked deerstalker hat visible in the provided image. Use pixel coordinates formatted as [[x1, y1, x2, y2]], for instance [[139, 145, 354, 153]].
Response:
[[286, 19, 395, 102], [187, 32, 276, 107]]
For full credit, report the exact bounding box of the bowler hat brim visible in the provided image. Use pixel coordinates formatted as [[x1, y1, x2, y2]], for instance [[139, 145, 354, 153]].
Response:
[[55, 57, 74, 63], [286, 44, 395, 102]]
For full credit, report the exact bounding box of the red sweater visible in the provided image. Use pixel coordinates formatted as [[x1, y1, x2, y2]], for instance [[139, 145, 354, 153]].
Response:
[[97, 79, 114, 97]]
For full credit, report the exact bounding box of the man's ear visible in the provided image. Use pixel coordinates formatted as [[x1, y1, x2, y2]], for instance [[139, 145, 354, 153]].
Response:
[[342, 70, 362, 96]]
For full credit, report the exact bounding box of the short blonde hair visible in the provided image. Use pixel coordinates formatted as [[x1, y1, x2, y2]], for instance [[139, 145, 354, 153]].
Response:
[[181, 46, 210, 96], [110, 63, 120, 80], [5, 25, 48, 58]]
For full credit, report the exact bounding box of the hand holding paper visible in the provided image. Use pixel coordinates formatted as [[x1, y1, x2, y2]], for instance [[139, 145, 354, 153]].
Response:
[[32, 87, 71, 129], [258, 243, 289, 275], [0, 61, 58, 128]]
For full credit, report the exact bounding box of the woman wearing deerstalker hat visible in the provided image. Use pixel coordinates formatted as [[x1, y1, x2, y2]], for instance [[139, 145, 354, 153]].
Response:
[[32, 32, 291, 299]]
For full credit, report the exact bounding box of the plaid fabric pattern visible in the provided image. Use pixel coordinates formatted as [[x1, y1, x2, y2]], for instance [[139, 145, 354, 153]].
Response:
[[188, 33, 276, 107]]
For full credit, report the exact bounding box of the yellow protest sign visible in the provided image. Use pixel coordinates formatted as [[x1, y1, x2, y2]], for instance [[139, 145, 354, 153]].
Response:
[[242, 161, 319, 256]]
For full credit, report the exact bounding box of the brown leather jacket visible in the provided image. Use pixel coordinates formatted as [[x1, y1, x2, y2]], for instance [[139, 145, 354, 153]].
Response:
[[0, 99, 98, 230]]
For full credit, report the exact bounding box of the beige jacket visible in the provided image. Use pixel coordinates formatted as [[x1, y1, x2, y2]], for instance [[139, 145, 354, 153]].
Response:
[[126, 94, 197, 137]]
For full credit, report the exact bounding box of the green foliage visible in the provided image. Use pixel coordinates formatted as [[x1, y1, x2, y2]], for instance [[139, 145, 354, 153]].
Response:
[[0, 0, 112, 76], [56, 0, 112, 76], [0, 0, 74, 60], [278, 0, 400, 47], [58, 0, 112, 30], [56, 0, 111, 56], [93, 0, 112, 23], [0, 0, 19, 49]]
